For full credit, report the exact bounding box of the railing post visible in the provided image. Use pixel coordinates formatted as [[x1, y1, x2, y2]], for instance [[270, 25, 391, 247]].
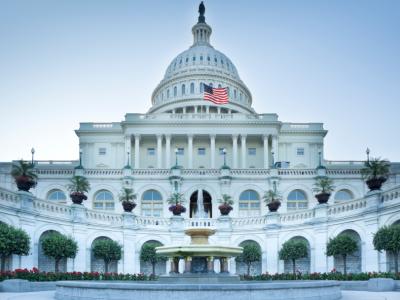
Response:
[[122, 212, 138, 229], [18, 191, 36, 212], [71, 204, 87, 223]]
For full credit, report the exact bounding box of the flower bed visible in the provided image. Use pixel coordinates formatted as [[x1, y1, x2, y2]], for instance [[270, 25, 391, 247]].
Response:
[[240, 271, 400, 281], [0, 268, 155, 282]]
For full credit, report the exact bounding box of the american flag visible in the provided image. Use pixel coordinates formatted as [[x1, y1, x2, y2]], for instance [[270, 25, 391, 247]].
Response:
[[203, 84, 229, 104]]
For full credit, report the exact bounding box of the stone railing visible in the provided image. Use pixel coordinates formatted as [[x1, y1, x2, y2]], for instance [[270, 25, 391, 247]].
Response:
[[231, 169, 270, 176], [381, 186, 400, 203], [279, 210, 315, 223], [185, 218, 216, 228], [327, 197, 367, 216], [326, 169, 362, 176], [133, 216, 170, 227], [84, 169, 123, 176], [86, 210, 123, 225], [33, 198, 72, 218], [231, 216, 268, 228], [0, 188, 20, 207], [181, 169, 221, 176], [278, 169, 316, 176], [132, 169, 171, 176], [35, 169, 74, 175]]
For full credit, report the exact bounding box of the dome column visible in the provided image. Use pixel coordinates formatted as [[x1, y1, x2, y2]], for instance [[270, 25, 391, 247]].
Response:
[[210, 134, 216, 168], [165, 134, 171, 168], [134, 134, 140, 168], [241, 134, 247, 168], [272, 135, 279, 166], [263, 135, 270, 169], [188, 134, 193, 168], [232, 135, 238, 168], [157, 134, 163, 168]]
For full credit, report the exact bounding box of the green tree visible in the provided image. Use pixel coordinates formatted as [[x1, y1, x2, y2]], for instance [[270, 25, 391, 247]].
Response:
[[92, 239, 122, 273], [279, 239, 308, 275], [140, 242, 167, 275], [67, 175, 90, 194], [326, 234, 358, 275], [235, 243, 261, 275], [373, 224, 400, 273], [41, 232, 78, 272], [0, 223, 30, 271]]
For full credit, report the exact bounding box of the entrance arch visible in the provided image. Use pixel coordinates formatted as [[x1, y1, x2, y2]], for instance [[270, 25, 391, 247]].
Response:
[[189, 190, 212, 218]]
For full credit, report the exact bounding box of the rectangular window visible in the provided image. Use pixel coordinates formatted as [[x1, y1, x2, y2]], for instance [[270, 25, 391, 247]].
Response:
[[147, 148, 155, 155], [248, 148, 256, 155], [297, 147, 305, 156], [177, 148, 184, 155], [98, 148, 106, 155], [198, 148, 206, 155]]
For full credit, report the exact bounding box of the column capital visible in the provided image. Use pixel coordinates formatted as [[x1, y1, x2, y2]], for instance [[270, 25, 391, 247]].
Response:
[[156, 134, 163, 139], [134, 134, 141, 140], [241, 134, 247, 139], [187, 134, 194, 139], [263, 134, 269, 140], [209, 134, 216, 139], [165, 134, 171, 139], [232, 134, 238, 140]]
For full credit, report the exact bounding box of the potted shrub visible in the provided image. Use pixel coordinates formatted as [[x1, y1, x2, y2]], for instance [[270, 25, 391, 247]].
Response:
[[11, 160, 38, 192], [263, 189, 281, 212], [218, 194, 233, 216], [167, 192, 186, 216], [361, 157, 390, 191], [313, 176, 334, 204], [119, 188, 137, 212], [67, 175, 90, 204]]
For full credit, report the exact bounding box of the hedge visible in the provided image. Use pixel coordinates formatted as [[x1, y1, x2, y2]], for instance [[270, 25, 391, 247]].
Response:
[[0, 268, 155, 282], [240, 271, 400, 281]]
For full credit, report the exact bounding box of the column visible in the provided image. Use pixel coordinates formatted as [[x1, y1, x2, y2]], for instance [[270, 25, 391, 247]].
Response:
[[188, 134, 193, 168], [157, 134, 162, 168], [124, 135, 131, 166], [210, 134, 216, 168], [217, 107, 221, 114], [272, 135, 278, 164], [206, 106, 210, 114], [134, 134, 140, 168], [232, 134, 238, 168], [207, 256, 215, 273], [184, 256, 192, 273], [241, 134, 247, 168], [165, 135, 171, 168], [263, 135, 269, 169]]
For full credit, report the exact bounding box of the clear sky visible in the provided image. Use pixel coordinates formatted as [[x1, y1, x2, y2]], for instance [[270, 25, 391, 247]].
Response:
[[0, 0, 399, 163]]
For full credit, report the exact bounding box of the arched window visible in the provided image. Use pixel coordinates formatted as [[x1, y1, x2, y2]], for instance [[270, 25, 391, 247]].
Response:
[[190, 82, 195, 94], [161, 92, 164, 100], [334, 189, 354, 201], [239, 190, 260, 217], [47, 189, 66, 201], [287, 189, 308, 210], [234, 89, 237, 99], [142, 190, 163, 217], [167, 89, 170, 98], [174, 86, 177, 97], [93, 190, 114, 211], [200, 82, 204, 93], [181, 84, 186, 95]]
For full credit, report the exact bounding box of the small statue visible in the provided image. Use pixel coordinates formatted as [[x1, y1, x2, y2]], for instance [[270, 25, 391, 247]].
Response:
[[198, 1, 205, 23]]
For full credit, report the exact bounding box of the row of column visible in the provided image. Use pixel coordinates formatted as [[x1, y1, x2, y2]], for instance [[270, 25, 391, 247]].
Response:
[[125, 134, 279, 169], [169, 256, 229, 274]]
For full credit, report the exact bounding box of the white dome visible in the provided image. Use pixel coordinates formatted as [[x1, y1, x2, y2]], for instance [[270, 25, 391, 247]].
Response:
[[148, 6, 253, 114]]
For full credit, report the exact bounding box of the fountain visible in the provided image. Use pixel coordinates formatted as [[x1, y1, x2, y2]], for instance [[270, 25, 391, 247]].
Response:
[[156, 189, 242, 282]]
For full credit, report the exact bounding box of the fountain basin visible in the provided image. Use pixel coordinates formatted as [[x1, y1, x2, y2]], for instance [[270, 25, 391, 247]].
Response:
[[55, 280, 342, 300], [155, 244, 242, 257]]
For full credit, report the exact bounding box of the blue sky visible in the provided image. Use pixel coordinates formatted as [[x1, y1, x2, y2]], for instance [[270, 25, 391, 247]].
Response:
[[0, 0, 399, 162]]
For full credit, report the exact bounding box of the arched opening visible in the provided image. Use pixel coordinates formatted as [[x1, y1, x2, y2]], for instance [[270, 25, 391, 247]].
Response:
[[235, 240, 262, 275], [283, 236, 311, 274], [38, 230, 67, 272], [91, 237, 118, 273], [334, 189, 354, 202], [387, 220, 400, 272], [141, 189, 163, 217], [140, 240, 166, 275], [189, 190, 212, 218], [238, 190, 260, 217], [47, 189, 67, 201], [287, 189, 308, 210], [93, 190, 115, 211], [333, 229, 362, 273]]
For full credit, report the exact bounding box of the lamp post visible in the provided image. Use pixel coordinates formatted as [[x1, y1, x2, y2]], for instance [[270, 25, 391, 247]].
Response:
[[366, 148, 370, 162], [31, 147, 35, 166], [175, 148, 179, 167], [222, 148, 227, 167]]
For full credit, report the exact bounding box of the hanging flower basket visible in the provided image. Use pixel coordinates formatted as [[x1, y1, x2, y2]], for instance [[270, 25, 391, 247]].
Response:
[[315, 192, 331, 204], [122, 201, 136, 212], [169, 204, 186, 216], [267, 200, 281, 212], [218, 204, 233, 216], [70, 192, 87, 205]]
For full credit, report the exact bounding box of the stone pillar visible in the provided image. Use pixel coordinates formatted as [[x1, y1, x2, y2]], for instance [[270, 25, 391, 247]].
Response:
[[170, 258, 179, 274], [165, 134, 171, 168], [263, 135, 269, 169], [125, 135, 131, 167], [122, 233, 136, 274], [157, 134, 162, 168], [314, 225, 328, 273], [134, 134, 140, 168], [184, 256, 192, 273], [232, 134, 238, 168], [217, 107, 221, 114], [272, 135, 278, 163], [71, 226, 88, 272], [188, 134, 193, 168], [207, 256, 215, 273], [265, 231, 280, 274], [220, 257, 229, 273], [241, 134, 247, 168], [210, 134, 216, 168]]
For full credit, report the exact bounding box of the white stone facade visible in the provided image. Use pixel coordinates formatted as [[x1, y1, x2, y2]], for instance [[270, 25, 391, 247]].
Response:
[[0, 6, 400, 276]]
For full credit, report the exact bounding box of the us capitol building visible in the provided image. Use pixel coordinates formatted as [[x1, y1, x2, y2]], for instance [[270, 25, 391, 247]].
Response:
[[0, 4, 399, 276]]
